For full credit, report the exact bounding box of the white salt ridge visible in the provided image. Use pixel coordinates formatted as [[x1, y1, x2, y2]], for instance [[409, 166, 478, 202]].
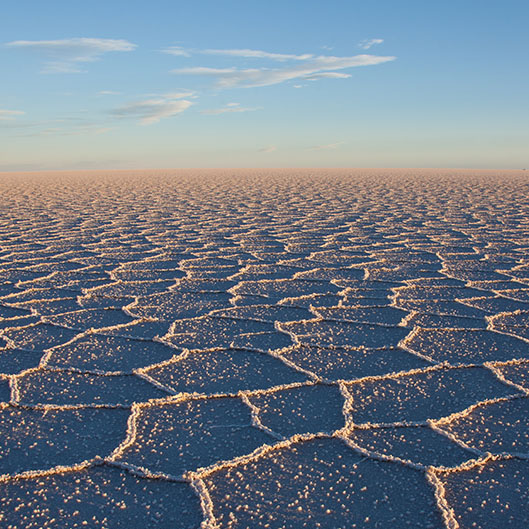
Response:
[[0, 168, 528, 528]]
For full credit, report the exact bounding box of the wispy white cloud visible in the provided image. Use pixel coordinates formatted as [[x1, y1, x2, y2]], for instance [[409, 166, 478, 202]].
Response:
[[310, 141, 345, 150], [176, 67, 239, 75], [201, 102, 259, 115], [6, 38, 137, 73], [26, 125, 114, 137], [163, 91, 197, 99], [359, 38, 384, 50], [202, 48, 313, 61], [163, 46, 191, 57], [163, 47, 313, 61], [173, 53, 395, 88], [98, 90, 122, 96], [113, 94, 193, 125], [303, 72, 352, 80], [0, 109, 25, 120], [259, 145, 277, 153]]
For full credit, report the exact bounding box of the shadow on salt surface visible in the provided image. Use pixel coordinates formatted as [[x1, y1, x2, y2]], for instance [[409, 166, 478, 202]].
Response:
[[205, 437, 444, 529], [45, 333, 178, 372], [281, 345, 430, 381], [1, 323, 78, 352], [403, 328, 529, 364], [128, 291, 232, 320], [0, 305, 33, 319], [436, 459, 529, 529], [347, 366, 516, 424], [16, 370, 168, 406], [0, 378, 10, 402], [348, 425, 475, 468], [0, 465, 202, 529], [0, 284, 20, 298], [248, 385, 345, 437], [86, 280, 176, 298], [113, 397, 274, 477], [142, 348, 306, 394], [280, 319, 408, 349], [394, 299, 487, 318], [439, 396, 529, 455], [163, 317, 273, 350], [0, 347, 43, 375], [0, 406, 129, 475], [43, 309, 135, 331], [0, 315, 40, 330]]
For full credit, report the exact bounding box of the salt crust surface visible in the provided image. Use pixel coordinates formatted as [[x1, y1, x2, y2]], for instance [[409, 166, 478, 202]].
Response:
[[0, 168, 528, 528]]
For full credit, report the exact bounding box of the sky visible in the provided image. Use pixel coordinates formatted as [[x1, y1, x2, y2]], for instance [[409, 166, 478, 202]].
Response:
[[1, 0, 528, 171]]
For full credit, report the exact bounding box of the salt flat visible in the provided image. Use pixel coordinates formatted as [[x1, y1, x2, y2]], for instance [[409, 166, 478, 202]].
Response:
[[0, 168, 528, 528]]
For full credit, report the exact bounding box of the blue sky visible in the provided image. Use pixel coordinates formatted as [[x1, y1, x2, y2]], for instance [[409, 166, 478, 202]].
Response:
[[1, 0, 528, 170]]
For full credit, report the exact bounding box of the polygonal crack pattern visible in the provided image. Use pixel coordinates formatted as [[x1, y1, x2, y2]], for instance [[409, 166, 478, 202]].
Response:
[[0, 168, 528, 528]]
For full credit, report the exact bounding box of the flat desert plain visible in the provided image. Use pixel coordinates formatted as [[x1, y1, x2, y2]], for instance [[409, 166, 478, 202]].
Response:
[[0, 168, 528, 529]]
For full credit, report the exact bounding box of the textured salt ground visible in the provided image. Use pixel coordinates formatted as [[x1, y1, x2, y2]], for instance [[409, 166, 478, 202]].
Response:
[[0, 168, 529, 529], [0, 406, 129, 475], [435, 459, 529, 529], [44, 333, 179, 372], [205, 438, 444, 529], [141, 348, 307, 394], [0, 465, 202, 529]]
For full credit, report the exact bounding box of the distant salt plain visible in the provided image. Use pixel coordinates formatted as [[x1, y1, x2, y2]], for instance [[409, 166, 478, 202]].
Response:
[[0, 168, 528, 528]]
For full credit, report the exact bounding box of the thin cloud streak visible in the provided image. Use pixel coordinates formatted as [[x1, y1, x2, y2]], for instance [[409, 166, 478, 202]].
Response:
[[303, 72, 351, 80], [173, 54, 395, 88], [202, 48, 313, 61], [163, 46, 191, 57], [0, 109, 25, 120], [163, 47, 313, 61], [6, 38, 137, 73], [259, 145, 277, 153], [310, 141, 345, 150], [359, 38, 384, 50], [113, 96, 193, 125], [201, 103, 259, 115]]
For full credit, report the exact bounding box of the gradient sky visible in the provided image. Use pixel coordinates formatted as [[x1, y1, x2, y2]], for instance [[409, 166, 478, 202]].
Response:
[[1, 0, 528, 170]]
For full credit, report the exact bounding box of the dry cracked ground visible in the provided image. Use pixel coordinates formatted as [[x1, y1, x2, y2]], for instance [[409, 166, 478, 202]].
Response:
[[0, 168, 528, 529]]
